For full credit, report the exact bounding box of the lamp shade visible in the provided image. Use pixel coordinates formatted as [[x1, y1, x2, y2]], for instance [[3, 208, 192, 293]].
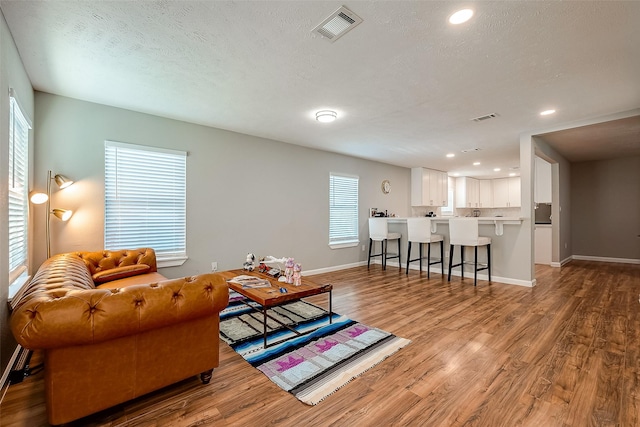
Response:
[[54, 174, 74, 189], [52, 208, 73, 221], [30, 192, 49, 204]]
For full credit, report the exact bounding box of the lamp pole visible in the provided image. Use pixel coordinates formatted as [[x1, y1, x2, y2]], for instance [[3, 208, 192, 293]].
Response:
[[45, 170, 52, 258]]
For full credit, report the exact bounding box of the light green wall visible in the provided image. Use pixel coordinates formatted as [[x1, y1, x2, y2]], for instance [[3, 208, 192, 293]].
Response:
[[33, 92, 413, 277], [0, 10, 34, 378], [571, 156, 640, 260]]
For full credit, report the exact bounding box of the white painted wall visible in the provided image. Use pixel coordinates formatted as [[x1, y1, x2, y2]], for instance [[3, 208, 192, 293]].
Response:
[[33, 92, 413, 277], [0, 10, 35, 378]]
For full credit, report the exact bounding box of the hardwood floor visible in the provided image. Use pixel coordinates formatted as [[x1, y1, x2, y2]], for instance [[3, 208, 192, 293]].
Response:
[[2, 261, 639, 426]]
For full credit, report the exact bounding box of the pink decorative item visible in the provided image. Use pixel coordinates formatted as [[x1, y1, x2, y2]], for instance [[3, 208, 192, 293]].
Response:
[[284, 257, 295, 284], [293, 263, 302, 286]]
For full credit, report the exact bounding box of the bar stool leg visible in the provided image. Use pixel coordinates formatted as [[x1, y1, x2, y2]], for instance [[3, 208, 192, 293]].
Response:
[[406, 241, 412, 274], [440, 241, 444, 276], [426, 242, 431, 278], [487, 244, 491, 282], [368, 238, 373, 268], [460, 245, 465, 280], [448, 244, 454, 281], [474, 246, 478, 286], [418, 243, 423, 273], [382, 239, 387, 270]]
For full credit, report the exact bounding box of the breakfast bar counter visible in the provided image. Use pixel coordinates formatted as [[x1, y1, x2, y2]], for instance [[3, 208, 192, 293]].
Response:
[[388, 216, 522, 235], [383, 216, 529, 286]]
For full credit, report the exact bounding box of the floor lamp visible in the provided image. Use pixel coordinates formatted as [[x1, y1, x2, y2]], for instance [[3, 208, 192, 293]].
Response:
[[30, 170, 74, 258]]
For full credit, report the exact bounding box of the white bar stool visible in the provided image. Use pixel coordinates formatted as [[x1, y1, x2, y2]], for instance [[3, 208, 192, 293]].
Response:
[[368, 218, 401, 270], [447, 218, 491, 286], [405, 218, 444, 277]]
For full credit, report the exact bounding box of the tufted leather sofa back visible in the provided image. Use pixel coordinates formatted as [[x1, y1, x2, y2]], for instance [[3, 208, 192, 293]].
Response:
[[75, 247, 157, 274]]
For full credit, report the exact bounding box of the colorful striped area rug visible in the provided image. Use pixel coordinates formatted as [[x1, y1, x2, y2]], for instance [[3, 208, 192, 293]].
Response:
[[219, 292, 411, 405]]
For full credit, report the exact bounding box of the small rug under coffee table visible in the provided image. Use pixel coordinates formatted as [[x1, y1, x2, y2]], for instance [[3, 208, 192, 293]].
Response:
[[220, 293, 411, 405]]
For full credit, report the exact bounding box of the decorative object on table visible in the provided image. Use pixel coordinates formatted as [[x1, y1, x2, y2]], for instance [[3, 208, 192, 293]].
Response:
[[257, 259, 271, 274], [370, 207, 378, 217], [243, 253, 255, 271], [284, 257, 295, 284], [219, 295, 411, 406], [381, 179, 391, 194], [293, 263, 302, 286], [260, 255, 288, 279]]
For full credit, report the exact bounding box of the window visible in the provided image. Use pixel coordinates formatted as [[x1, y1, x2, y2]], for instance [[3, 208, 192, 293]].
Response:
[[105, 141, 187, 266], [329, 173, 359, 248], [8, 89, 32, 296]]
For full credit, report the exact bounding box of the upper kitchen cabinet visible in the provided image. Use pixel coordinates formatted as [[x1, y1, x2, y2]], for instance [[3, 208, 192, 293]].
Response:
[[455, 177, 479, 208], [411, 167, 448, 207], [478, 180, 493, 208], [493, 176, 521, 208], [535, 157, 552, 203]]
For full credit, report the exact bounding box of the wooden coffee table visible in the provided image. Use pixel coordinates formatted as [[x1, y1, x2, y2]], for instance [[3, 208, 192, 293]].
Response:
[[219, 269, 333, 348]]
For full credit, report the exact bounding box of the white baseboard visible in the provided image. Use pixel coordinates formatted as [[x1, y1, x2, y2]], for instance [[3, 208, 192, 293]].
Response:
[[306, 259, 535, 287], [303, 261, 368, 276], [572, 255, 640, 265]]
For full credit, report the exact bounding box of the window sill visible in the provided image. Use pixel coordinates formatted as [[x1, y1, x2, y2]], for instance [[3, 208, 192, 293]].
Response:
[[158, 256, 188, 268], [329, 241, 359, 250]]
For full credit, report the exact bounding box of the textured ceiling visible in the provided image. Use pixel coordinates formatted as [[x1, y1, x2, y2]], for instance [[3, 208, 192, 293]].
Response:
[[1, 1, 639, 177]]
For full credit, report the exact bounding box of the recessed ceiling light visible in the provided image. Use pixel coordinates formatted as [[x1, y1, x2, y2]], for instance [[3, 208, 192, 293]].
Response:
[[446, 153, 455, 158], [453, 173, 460, 177], [473, 162, 481, 166], [540, 109, 556, 116], [316, 110, 337, 123], [509, 173, 517, 177], [494, 168, 501, 172], [449, 9, 474, 25]]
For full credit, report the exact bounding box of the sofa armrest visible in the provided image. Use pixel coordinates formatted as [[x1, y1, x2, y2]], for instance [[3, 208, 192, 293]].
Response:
[[11, 273, 229, 350]]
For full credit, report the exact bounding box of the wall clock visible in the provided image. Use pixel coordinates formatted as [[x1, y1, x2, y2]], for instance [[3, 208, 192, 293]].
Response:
[[381, 180, 391, 194]]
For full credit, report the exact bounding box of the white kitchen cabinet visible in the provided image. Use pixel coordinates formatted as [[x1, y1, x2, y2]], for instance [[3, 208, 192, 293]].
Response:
[[535, 157, 552, 203], [411, 167, 448, 207], [493, 176, 521, 208], [478, 180, 493, 208], [535, 225, 552, 264], [455, 177, 479, 208]]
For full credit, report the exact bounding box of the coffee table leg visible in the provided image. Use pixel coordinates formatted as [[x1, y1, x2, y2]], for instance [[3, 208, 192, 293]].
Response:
[[329, 289, 333, 324], [263, 306, 268, 348]]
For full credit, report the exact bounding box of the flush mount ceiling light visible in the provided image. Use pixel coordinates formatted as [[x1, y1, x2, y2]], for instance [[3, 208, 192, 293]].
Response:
[[473, 162, 481, 166], [449, 9, 474, 25], [316, 110, 337, 123], [446, 153, 455, 158], [540, 109, 556, 116], [494, 168, 501, 172]]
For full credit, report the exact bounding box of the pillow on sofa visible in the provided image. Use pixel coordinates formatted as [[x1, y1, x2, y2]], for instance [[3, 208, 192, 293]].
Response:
[[92, 264, 151, 284]]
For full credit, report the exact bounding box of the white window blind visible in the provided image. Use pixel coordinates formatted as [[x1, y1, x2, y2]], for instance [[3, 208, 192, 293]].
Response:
[[105, 141, 187, 264], [329, 173, 359, 247], [8, 93, 31, 287]]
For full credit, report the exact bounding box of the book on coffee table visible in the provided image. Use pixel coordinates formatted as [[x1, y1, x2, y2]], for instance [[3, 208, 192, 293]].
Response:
[[227, 275, 272, 289]]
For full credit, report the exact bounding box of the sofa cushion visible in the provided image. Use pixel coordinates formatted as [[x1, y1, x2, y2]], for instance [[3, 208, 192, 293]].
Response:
[[92, 264, 151, 284]]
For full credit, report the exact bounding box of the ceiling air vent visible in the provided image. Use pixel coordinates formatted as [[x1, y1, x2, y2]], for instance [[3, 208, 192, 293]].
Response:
[[312, 6, 363, 43], [471, 113, 499, 122]]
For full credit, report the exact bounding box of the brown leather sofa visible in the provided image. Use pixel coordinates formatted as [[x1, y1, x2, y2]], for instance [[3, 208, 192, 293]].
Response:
[[10, 248, 229, 425]]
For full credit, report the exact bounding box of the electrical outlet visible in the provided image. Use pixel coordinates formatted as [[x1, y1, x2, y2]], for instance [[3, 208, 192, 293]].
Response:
[[211, 261, 218, 272]]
